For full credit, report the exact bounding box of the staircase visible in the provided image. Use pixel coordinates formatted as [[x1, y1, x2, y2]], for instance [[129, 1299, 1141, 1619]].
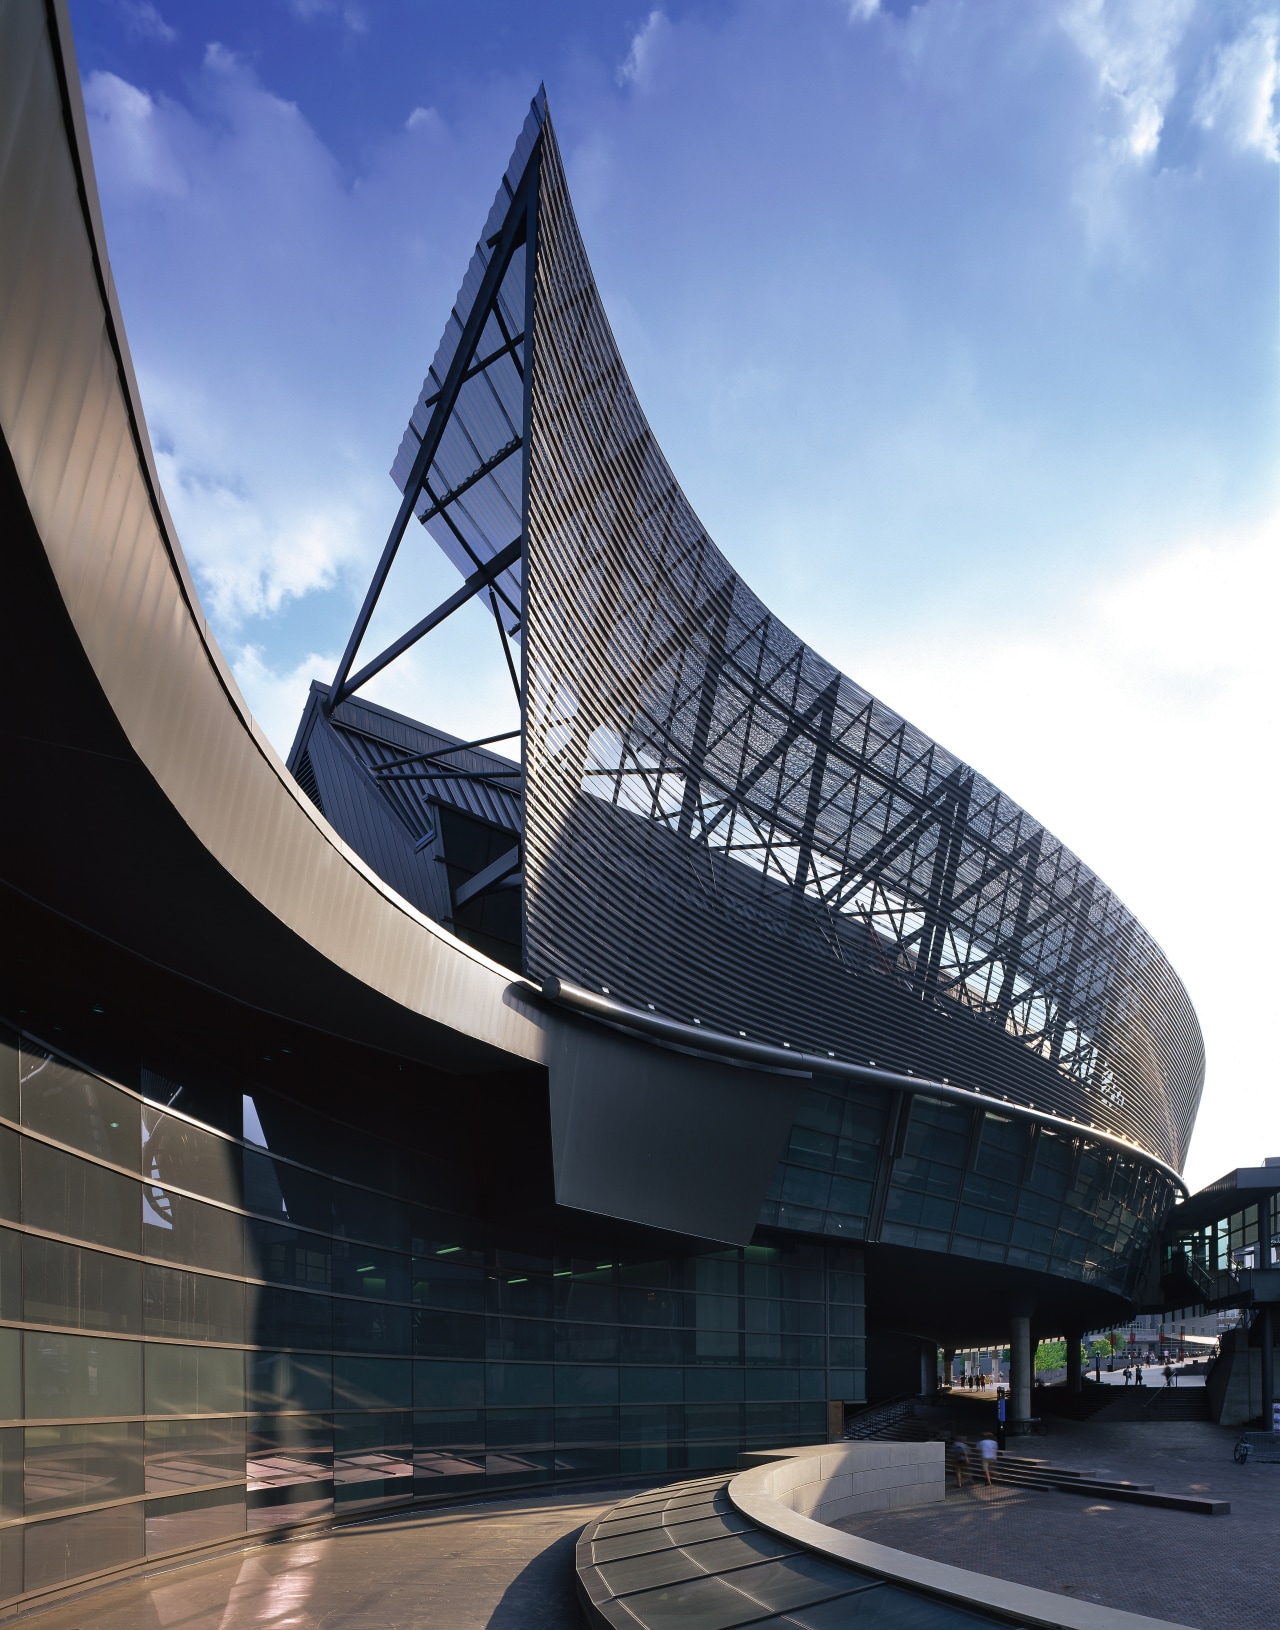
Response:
[[985, 1451, 1226, 1514]]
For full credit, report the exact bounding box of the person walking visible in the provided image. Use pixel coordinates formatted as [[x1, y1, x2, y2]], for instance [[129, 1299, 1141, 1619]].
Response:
[[978, 1430, 998, 1488], [1123, 1365, 1131, 1387], [1135, 1364, 1144, 1386], [1163, 1363, 1174, 1387], [949, 1435, 971, 1489]]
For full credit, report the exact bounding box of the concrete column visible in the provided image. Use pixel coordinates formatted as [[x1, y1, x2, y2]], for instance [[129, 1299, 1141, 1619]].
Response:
[[921, 1343, 936, 1397], [1010, 1315, 1032, 1422], [1065, 1329, 1083, 1394], [1260, 1305, 1274, 1430], [942, 1347, 955, 1390]]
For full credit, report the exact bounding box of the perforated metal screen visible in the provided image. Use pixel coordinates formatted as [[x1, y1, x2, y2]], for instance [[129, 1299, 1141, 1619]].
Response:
[[521, 127, 1202, 1175]]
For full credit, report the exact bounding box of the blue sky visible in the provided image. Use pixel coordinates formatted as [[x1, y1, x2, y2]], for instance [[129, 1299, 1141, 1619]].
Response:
[[69, 0, 1278, 1191]]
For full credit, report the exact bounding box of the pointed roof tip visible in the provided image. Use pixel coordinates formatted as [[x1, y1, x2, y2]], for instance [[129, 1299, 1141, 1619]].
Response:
[[533, 83, 549, 122]]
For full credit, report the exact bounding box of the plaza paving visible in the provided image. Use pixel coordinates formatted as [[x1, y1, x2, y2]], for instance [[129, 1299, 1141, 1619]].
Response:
[[836, 1417, 1279, 1630], [6, 1485, 649, 1630]]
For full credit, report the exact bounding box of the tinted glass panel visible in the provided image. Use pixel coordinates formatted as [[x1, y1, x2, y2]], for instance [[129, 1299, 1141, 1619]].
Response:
[[23, 1502, 144, 1591], [24, 1421, 144, 1513], [23, 1333, 142, 1419], [145, 1486, 246, 1555], [21, 1053, 139, 1170], [146, 1417, 246, 1493], [21, 1141, 140, 1253], [23, 1236, 142, 1333], [142, 1112, 240, 1206], [144, 1265, 245, 1343], [144, 1187, 243, 1276], [145, 1346, 243, 1415]]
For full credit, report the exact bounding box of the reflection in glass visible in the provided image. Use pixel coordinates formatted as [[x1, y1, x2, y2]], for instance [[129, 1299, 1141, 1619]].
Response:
[[145, 1417, 246, 1493], [20, 1052, 139, 1170], [24, 1422, 144, 1513], [144, 1486, 245, 1554], [22, 1502, 144, 1592]]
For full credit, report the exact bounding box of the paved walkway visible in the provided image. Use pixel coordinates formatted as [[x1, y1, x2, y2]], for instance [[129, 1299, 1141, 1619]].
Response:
[[835, 1419, 1278, 1630], [9, 1485, 656, 1630]]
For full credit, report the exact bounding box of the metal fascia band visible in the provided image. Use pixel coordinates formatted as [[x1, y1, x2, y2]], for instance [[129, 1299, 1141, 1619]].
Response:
[[533, 976, 1187, 1193]]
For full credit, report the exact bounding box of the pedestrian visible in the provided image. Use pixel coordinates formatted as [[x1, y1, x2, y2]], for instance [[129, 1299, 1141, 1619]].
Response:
[[1135, 1364, 1144, 1386], [1163, 1364, 1173, 1387], [1123, 1366, 1131, 1387], [978, 1430, 998, 1487], [949, 1434, 970, 1489]]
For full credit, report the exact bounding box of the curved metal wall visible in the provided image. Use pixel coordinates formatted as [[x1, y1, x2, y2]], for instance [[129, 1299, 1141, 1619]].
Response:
[[522, 126, 1203, 1175]]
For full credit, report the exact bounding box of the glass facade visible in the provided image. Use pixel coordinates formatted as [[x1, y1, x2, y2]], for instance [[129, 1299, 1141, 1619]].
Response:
[[759, 1081, 1178, 1299], [0, 1024, 860, 1606]]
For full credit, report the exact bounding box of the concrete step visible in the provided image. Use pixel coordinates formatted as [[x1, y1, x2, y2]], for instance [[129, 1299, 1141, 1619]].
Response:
[[982, 1457, 1227, 1515]]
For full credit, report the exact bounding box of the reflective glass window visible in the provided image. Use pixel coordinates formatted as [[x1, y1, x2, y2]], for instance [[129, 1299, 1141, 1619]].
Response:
[[142, 1111, 240, 1207], [412, 1256, 483, 1312], [246, 1352, 332, 1413], [250, 1285, 332, 1350], [144, 1345, 243, 1415], [413, 1361, 483, 1409], [413, 1309, 485, 1360], [22, 1236, 141, 1333], [331, 1241, 409, 1302], [24, 1333, 142, 1419], [0, 1330, 18, 1421], [21, 1141, 140, 1253], [485, 1364, 551, 1407], [0, 1031, 17, 1122], [23, 1502, 144, 1592], [619, 1368, 682, 1403], [144, 1185, 243, 1276], [554, 1406, 617, 1444], [553, 1273, 614, 1321], [553, 1366, 617, 1406], [485, 1317, 553, 1362], [485, 1408, 551, 1449], [24, 1421, 144, 1513], [331, 1183, 409, 1251], [144, 1265, 244, 1343], [0, 1227, 17, 1322], [245, 1219, 330, 1288], [332, 1357, 411, 1410], [333, 1411, 411, 1509], [0, 1429, 17, 1521], [243, 1153, 330, 1232], [145, 1486, 246, 1555], [0, 1126, 18, 1222], [146, 1417, 246, 1493], [20, 1052, 139, 1170], [332, 1298, 409, 1355], [247, 1415, 330, 1493]]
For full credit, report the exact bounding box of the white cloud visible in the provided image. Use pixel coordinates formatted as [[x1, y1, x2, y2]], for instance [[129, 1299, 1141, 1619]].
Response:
[[1060, 0, 1195, 162], [1195, 13, 1280, 162], [231, 645, 338, 756], [846, 0, 880, 21], [406, 105, 443, 134], [617, 11, 671, 90], [832, 506, 1280, 1190], [117, 1, 176, 43], [83, 71, 186, 194]]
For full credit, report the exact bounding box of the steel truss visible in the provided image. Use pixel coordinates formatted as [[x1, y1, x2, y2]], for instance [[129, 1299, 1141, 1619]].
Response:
[[316, 93, 1202, 1172]]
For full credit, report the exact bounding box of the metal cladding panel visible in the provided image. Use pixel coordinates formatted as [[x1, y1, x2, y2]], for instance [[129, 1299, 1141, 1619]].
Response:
[[522, 127, 1203, 1176], [0, 0, 553, 1075], [545, 1016, 806, 1245]]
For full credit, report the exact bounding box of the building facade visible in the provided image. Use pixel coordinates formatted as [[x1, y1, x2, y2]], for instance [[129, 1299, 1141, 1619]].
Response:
[[0, 0, 1203, 1612]]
